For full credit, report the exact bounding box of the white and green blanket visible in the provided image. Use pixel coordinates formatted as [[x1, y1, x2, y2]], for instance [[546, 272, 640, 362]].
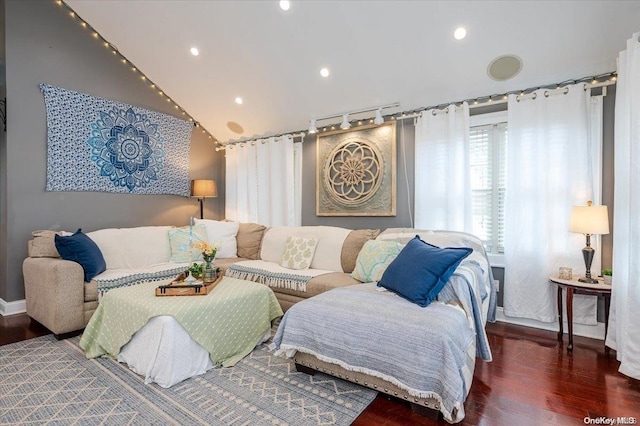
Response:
[[80, 277, 283, 367]]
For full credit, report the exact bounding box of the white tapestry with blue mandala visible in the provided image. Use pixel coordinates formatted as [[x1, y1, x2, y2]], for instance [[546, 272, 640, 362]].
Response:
[[40, 83, 192, 196]]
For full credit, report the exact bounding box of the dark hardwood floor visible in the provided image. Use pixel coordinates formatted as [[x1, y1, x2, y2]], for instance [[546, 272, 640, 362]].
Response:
[[2, 314, 639, 425]]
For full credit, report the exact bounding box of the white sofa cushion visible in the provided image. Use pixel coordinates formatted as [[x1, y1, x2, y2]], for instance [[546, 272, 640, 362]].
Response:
[[260, 226, 351, 272], [194, 219, 239, 258], [87, 226, 172, 270]]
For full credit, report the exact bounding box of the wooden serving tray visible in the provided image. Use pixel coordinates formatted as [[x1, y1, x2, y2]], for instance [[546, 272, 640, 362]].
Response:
[[155, 272, 223, 297]]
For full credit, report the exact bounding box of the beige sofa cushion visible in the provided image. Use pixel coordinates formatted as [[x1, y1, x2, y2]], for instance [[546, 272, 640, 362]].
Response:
[[340, 229, 380, 273], [28, 230, 63, 258], [236, 223, 266, 260], [84, 280, 98, 302], [273, 272, 361, 299]]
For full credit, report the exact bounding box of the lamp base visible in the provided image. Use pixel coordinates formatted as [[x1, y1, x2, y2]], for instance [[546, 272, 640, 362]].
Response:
[[578, 276, 599, 284]]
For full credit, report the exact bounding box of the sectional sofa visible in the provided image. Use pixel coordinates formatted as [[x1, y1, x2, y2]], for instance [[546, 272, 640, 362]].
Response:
[[22, 222, 379, 337]]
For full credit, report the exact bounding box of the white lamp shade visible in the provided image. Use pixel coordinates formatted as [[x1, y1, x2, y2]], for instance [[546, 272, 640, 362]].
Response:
[[569, 204, 609, 235], [191, 179, 218, 198]]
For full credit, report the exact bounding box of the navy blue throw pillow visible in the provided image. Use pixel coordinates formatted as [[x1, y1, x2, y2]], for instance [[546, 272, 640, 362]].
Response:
[[377, 236, 472, 307], [54, 229, 106, 282]]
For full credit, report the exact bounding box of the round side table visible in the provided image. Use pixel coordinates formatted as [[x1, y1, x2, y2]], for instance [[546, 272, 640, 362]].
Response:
[[549, 276, 611, 353]]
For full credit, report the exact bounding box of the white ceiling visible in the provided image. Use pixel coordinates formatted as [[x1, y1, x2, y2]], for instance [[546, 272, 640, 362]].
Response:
[[64, 0, 640, 144]]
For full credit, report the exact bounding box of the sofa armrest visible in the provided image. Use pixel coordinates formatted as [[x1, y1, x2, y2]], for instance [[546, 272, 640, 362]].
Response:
[[23, 257, 86, 335]]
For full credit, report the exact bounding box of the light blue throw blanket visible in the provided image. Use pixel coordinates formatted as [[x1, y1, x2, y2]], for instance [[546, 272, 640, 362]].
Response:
[[271, 261, 493, 423]]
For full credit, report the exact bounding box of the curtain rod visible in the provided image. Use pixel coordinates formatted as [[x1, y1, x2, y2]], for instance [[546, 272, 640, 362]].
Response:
[[216, 132, 306, 151], [393, 72, 617, 121]]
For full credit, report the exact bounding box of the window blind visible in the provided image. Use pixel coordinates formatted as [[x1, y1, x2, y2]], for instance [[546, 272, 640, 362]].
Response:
[[470, 122, 507, 254]]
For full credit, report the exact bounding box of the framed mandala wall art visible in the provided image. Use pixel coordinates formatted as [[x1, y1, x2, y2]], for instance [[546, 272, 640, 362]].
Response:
[[316, 122, 396, 216], [40, 84, 192, 196]]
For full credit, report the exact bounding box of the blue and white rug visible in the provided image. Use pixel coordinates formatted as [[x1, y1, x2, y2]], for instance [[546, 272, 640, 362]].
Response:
[[40, 83, 192, 196], [0, 332, 376, 425]]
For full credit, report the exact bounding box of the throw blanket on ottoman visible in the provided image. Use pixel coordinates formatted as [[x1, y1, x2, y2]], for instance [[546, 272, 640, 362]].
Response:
[[80, 277, 283, 367]]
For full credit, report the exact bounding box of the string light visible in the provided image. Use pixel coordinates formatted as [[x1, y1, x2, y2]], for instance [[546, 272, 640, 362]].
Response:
[[392, 71, 617, 119], [56, 0, 222, 146]]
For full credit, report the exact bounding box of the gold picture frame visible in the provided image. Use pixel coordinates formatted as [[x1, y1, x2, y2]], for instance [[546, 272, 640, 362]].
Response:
[[316, 121, 396, 216]]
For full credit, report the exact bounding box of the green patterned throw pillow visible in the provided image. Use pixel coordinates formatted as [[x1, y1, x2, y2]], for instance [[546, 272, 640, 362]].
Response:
[[280, 236, 318, 270], [168, 224, 208, 263], [350, 240, 405, 282]]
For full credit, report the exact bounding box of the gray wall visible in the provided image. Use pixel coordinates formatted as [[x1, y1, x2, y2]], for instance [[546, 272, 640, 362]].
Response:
[[1, 0, 224, 302]]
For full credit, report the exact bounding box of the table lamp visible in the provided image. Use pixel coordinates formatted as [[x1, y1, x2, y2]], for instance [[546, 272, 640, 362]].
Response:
[[569, 201, 609, 283], [191, 179, 217, 219]]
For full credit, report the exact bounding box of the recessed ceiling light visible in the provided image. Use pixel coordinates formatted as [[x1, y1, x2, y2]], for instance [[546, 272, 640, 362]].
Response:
[[320, 67, 330, 78], [454, 27, 467, 40], [190, 47, 199, 56], [235, 97, 243, 105], [279, 1, 290, 11]]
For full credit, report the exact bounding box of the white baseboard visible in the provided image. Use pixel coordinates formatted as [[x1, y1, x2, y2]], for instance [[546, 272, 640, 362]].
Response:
[[0, 298, 27, 316], [495, 307, 605, 341]]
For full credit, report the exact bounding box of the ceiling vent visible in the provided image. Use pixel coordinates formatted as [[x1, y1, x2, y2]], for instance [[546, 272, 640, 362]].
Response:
[[487, 54, 523, 81]]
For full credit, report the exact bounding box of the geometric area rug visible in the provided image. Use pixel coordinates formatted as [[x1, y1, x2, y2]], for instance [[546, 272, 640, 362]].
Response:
[[0, 333, 377, 425]]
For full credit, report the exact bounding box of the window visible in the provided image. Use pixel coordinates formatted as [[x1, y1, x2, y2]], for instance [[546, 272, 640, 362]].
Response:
[[469, 112, 507, 255]]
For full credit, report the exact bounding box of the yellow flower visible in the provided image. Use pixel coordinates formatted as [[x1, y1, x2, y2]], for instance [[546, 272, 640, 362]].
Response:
[[192, 241, 217, 259]]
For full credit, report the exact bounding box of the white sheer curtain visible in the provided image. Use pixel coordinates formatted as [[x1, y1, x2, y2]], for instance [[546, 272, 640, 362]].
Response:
[[606, 32, 640, 380], [503, 84, 599, 324], [414, 103, 472, 231], [225, 135, 301, 226]]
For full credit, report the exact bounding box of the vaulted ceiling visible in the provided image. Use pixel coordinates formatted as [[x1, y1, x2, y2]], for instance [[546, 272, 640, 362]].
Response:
[[64, 0, 640, 144]]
